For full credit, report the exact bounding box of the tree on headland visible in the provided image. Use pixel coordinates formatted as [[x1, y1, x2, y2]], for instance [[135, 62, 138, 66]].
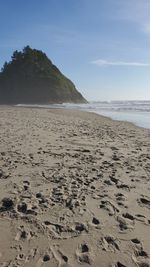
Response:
[[1, 61, 8, 72], [11, 50, 23, 61]]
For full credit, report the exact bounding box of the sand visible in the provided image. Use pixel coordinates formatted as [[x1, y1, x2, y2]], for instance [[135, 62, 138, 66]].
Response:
[[0, 106, 150, 267]]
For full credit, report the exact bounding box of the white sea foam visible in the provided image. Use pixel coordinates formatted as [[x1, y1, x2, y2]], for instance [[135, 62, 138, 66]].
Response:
[[62, 101, 150, 129]]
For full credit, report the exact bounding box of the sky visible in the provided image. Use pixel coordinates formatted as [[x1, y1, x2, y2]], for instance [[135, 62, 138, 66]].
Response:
[[0, 0, 150, 101]]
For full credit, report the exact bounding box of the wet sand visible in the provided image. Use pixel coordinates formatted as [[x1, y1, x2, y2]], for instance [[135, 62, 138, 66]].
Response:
[[0, 106, 150, 267]]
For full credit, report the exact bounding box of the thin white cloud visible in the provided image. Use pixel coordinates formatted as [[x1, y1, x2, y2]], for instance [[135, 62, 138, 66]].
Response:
[[91, 59, 150, 67]]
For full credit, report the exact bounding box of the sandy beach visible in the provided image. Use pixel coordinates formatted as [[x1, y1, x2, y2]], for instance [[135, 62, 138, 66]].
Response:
[[0, 106, 150, 267]]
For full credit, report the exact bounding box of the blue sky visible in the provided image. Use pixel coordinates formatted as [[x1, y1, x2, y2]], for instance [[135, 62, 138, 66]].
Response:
[[0, 0, 150, 100]]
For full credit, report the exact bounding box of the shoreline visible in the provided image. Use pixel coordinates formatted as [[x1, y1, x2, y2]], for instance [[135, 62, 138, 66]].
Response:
[[0, 106, 150, 267], [15, 104, 150, 130], [4, 103, 149, 131]]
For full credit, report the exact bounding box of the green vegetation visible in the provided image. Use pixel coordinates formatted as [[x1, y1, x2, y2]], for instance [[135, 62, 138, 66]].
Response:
[[0, 46, 87, 104]]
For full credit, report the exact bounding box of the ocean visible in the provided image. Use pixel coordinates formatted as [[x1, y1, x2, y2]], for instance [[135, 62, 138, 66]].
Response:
[[17, 100, 150, 129]]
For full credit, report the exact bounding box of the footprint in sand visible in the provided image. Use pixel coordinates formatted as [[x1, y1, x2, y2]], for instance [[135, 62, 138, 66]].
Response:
[[131, 239, 150, 267], [115, 192, 127, 203], [122, 212, 135, 221], [138, 196, 150, 209], [99, 235, 120, 252], [76, 243, 92, 265], [15, 226, 33, 241], [100, 199, 120, 216], [38, 245, 70, 267], [117, 215, 135, 232], [133, 251, 150, 267]]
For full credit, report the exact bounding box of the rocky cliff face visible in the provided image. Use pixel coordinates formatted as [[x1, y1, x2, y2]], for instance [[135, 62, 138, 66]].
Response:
[[0, 46, 87, 104]]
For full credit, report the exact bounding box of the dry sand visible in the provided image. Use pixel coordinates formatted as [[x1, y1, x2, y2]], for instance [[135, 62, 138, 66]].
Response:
[[0, 106, 150, 267]]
